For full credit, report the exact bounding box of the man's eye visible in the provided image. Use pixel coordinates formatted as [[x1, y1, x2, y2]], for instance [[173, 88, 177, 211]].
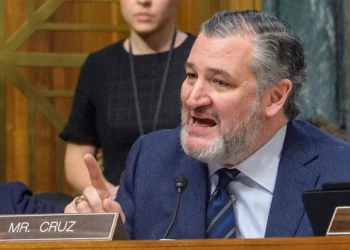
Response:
[[214, 79, 228, 86], [186, 73, 197, 79]]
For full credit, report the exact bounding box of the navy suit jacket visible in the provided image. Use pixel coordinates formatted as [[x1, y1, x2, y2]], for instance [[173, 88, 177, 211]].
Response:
[[116, 120, 350, 239], [0, 182, 62, 214]]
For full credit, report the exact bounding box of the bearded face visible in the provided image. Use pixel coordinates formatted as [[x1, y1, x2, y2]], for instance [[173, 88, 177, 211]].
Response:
[[181, 98, 262, 164], [180, 34, 264, 165]]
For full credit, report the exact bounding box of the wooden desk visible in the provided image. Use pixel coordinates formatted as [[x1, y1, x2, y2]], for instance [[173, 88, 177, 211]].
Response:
[[1, 236, 350, 250]]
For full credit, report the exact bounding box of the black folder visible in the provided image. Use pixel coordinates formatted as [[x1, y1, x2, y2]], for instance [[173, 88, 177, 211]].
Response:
[[302, 182, 350, 236]]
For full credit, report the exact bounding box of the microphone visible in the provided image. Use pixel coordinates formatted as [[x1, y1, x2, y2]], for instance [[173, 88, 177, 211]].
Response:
[[162, 174, 188, 239]]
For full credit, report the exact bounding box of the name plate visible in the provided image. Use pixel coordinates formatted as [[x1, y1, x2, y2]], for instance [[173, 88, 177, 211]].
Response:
[[0, 213, 128, 241], [327, 207, 350, 235]]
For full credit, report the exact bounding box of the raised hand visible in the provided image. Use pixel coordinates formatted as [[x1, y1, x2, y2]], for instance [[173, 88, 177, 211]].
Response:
[[64, 154, 125, 222]]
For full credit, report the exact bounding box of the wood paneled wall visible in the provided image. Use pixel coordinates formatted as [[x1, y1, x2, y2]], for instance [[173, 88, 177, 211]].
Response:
[[1, 0, 262, 194]]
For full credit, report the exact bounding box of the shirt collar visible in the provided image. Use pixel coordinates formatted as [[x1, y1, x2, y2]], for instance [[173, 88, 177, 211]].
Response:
[[207, 125, 287, 193]]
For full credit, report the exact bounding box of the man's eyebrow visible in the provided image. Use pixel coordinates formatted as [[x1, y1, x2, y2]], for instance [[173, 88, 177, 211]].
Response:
[[184, 61, 195, 69], [207, 67, 232, 78], [184, 62, 232, 79]]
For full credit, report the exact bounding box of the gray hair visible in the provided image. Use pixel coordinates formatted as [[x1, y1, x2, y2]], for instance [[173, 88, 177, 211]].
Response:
[[200, 10, 307, 120]]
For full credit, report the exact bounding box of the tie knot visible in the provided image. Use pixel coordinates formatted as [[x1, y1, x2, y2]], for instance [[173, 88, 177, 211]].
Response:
[[217, 168, 240, 189]]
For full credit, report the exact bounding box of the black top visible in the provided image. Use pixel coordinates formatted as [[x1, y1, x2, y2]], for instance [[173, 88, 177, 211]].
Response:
[[60, 34, 196, 185]]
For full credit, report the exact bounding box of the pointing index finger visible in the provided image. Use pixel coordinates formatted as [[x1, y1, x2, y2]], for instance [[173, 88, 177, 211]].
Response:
[[84, 154, 110, 200]]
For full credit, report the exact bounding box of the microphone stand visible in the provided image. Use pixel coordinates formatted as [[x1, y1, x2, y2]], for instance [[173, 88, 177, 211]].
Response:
[[162, 174, 188, 239]]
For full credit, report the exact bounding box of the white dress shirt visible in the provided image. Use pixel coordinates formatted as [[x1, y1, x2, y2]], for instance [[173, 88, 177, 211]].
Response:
[[207, 125, 286, 238]]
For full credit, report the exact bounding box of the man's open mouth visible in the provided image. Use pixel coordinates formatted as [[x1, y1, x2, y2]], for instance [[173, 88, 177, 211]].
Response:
[[192, 117, 217, 127]]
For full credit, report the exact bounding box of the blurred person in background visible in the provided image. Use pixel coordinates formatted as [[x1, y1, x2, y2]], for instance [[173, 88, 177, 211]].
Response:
[[60, 0, 196, 198]]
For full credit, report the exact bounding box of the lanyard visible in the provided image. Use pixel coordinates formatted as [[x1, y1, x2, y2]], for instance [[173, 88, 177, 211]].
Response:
[[128, 29, 177, 135]]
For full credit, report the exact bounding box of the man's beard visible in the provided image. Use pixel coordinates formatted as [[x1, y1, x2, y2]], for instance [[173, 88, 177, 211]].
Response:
[[180, 100, 262, 165]]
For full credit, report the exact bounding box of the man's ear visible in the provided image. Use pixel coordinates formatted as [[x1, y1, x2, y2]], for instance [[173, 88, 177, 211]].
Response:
[[264, 79, 292, 118]]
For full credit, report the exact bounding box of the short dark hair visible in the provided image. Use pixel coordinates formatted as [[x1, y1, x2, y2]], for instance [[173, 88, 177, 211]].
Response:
[[200, 10, 307, 119]]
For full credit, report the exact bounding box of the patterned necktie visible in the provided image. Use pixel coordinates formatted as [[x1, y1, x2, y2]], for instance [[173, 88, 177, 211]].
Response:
[[207, 168, 240, 238]]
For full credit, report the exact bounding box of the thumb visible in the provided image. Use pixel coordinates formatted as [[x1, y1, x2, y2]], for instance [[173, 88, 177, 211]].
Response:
[[103, 198, 125, 223], [84, 153, 110, 200]]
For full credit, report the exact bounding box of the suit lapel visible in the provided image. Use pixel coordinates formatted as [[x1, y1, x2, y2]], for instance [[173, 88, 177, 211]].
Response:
[[170, 154, 208, 239], [265, 121, 320, 237]]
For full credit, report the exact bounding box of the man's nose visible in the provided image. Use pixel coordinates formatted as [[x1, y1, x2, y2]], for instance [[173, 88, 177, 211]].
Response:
[[185, 81, 211, 109]]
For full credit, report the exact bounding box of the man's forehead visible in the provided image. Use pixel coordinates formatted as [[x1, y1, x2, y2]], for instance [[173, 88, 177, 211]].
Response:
[[190, 33, 252, 57], [186, 34, 253, 71]]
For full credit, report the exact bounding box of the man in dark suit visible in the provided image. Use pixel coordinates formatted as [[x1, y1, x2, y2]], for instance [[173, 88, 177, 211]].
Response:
[[0, 182, 62, 214], [65, 10, 350, 239]]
